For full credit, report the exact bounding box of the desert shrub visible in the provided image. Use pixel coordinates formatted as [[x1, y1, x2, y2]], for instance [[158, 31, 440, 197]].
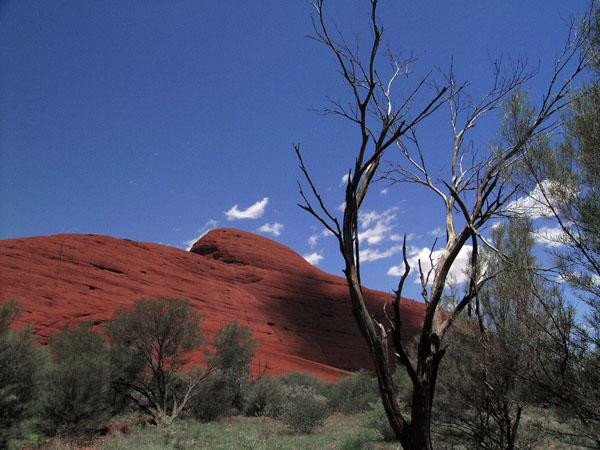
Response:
[[0, 301, 43, 445], [39, 323, 113, 436], [191, 369, 237, 422], [280, 384, 330, 434], [191, 322, 257, 421], [243, 375, 286, 417], [107, 297, 205, 424], [363, 402, 396, 442], [207, 322, 257, 410], [339, 428, 383, 450], [279, 371, 327, 395], [326, 370, 378, 414]]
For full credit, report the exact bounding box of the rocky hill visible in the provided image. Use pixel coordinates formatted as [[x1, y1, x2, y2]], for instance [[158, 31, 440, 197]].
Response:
[[0, 228, 425, 381]]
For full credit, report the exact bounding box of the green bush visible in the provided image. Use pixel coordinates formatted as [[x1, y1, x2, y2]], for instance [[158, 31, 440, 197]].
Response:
[[326, 371, 378, 414], [363, 402, 396, 441], [191, 322, 257, 421], [207, 322, 257, 410], [39, 323, 113, 436], [243, 375, 286, 417], [107, 297, 205, 424], [339, 428, 383, 450], [191, 369, 237, 422], [279, 371, 327, 395], [280, 385, 330, 434], [0, 301, 43, 445]]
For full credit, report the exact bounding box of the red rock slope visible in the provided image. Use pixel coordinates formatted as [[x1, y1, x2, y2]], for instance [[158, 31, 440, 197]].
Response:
[[0, 228, 425, 381]]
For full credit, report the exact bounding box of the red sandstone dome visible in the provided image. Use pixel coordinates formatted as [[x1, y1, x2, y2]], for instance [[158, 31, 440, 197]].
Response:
[[0, 228, 425, 381]]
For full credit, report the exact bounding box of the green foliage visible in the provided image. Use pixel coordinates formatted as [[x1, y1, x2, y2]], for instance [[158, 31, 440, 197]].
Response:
[[433, 219, 567, 449], [338, 428, 383, 450], [107, 297, 204, 422], [279, 371, 327, 396], [516, 12, 600, 444], [325, 371, 378, 414], [244, 375, 286, 417], [0, 299, 22, 333], [191, 322, 257, 421], [191, 369, 238, 422], [363, 402, 396, 442], [208, 322, 257, 410], [96, 414, 396, 450], [280, 385, 330, 434], [0, 301, 42, 445], [39, 323, 113, 436]]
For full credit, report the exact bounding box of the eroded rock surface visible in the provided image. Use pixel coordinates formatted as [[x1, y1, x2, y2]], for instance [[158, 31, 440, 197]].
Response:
[[0, 228, 424, 381]]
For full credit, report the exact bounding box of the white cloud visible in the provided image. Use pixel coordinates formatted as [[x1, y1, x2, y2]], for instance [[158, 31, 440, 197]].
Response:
[[184, 219, 219, 250], [258, 222, 284, 236], [308, 228, 333, 248], [506, 181, 554, 219], [361, 246, 403, 262], [380, 188, 389, 195], [225, 197, 269, 220], [357, 207, 398, 245], [389, 233, 415, 242], [428, 227, 443, 237], [340, 173, 350, 186], [303, 251, 324, 265], [387, 265, 405, 276], [359, 221, 392, 245], [387, 244, 473, 286], [534, 225, 567, 247], [337, 201, 346, 212]]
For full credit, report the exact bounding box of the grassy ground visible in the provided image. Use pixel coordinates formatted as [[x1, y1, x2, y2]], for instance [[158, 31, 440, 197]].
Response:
[[99, 414, 401, 450], [29, 413, 401, 450], [12, 410, 591, 449]]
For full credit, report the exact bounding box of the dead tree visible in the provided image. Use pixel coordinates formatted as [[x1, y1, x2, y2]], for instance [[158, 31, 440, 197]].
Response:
[[295, 1, 592, 448]]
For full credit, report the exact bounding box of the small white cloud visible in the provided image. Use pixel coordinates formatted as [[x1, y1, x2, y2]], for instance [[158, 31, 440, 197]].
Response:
[[308, 228, 333, 248], [361, 245, 403, 262], [225, 197, 269, 220], [258, 222, 284, 237], [380, 188, 388, 195], [389, 233, 415, 242], [359, 222, 391, 245], [340, 173, 350, 186], [534, 225, 567, 247], [337, 201, 346, 212], [387, 265, 405, 276], [357, 207, 398, 245], [184, 219, 219, 250], [428, 227, 443, 237], [303, 251, 324, 265]]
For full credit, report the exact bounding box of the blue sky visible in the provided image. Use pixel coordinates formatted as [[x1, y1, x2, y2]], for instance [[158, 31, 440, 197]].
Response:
[[0, 1, 589, 299]]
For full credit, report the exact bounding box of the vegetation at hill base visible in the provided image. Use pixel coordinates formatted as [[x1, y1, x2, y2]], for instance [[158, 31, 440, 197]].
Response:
[[1, 295, 598, 449]]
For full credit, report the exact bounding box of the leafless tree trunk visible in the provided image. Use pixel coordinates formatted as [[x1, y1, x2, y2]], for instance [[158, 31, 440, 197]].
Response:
[[296, 1, 592, 448]]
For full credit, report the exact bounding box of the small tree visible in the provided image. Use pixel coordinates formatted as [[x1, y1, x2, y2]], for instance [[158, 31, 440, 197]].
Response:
[[191, 322, 257, 421], [39, 323, 113, 436], [244, 375, 286, 417], [280, 385, 330, 434], [208, 322, 257, 410], [517, 8, 600, 445], [434, 219, 567, 449], [107, 297, 207, 425], [0, 301, 42, 445]]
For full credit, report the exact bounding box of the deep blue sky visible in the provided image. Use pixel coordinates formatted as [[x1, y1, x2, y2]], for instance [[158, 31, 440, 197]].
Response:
[[0, 1, 588, 298]]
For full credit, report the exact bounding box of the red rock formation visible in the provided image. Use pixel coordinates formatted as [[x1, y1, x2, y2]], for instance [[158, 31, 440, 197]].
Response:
[[0, 228, 425, 381]]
